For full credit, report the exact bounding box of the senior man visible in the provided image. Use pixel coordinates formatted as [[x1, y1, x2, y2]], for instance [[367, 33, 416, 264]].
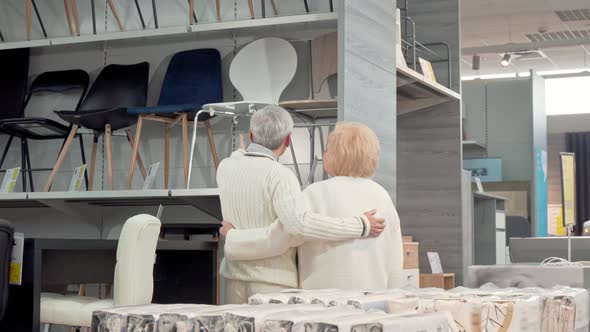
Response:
[[217, 105, 385, 304]]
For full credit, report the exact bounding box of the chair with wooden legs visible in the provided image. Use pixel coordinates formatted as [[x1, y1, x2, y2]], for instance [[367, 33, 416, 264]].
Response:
[[0, 70, 90, 192], [126, 49, 223, 189], [44, 62, 150, 192]]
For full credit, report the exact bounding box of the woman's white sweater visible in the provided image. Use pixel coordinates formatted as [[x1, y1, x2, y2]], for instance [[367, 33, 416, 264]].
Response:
[[225, 176, 404, 290]]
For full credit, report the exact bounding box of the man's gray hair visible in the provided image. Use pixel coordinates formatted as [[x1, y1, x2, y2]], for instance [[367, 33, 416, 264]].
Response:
[[249, 105, 294, 150]]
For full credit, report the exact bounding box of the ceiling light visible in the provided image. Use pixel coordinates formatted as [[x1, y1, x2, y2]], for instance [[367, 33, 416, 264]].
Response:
[[501, 53, 512, 67], [472, 54, 481, 70]]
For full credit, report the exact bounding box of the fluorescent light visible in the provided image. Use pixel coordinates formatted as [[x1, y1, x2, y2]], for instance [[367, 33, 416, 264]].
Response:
[[462, 73, 517, 81], [500, 53, 511, 67]]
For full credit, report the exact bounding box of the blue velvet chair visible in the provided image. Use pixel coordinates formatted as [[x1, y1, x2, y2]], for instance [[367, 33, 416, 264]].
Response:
[[126, 49, 223, 189]]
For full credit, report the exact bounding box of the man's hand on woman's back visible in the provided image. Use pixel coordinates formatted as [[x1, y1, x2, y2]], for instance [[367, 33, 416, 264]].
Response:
[[364, 209, 385, 237]]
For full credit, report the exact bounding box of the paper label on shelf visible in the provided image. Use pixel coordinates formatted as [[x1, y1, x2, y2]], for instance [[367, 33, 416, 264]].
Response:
[[427, 252, 444, 274], [142, 162, 161, 190], [68, 164, 87, 192], [418, 57, 437, 82], [0, 167, 21, 193], [9, 232, 24, 285], [548, 204, 566, 236]]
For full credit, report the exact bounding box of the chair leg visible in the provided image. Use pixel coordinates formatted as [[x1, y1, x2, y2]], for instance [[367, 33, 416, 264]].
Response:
[[26, 0, 32, 40], [303, 0, 309, 13], [24, 139, 34, 192], [205, 120, 219, 169], [216, 0, 221, 21], [329, 0, 333, 12], [0, 135, 14, 170], [105, 124, 114, 190], [44, 125, 79, 192], [127, 116, 143, 189], [151, 0, 159, 28], [270, 0, 278, 16], [71, 0, 80, 36], [164, 124, 170, 189], [247, 0, 255, 19], [189, 0, 195, 25], [134, 0, 146, 29], [106, 0, 125, 31], [105, 283, 112, 298], [125, 128, 147, 178], [88, 134, 98, 191], [182, 114, 189, 187], [20, 139, 27, 192], [32, 0, 48, 38], [64, 0, 73, 35], [78, 135, 88, 189]]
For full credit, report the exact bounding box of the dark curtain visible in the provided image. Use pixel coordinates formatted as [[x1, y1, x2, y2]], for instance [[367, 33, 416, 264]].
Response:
[[566, 132, 590, 235]]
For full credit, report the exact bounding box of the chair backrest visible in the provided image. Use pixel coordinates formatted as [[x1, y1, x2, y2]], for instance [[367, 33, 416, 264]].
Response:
[[79, 62, 150, 112], [0, 48, 30, 119], [26, 69, 90, 117], [158, 49, 223, 106], [311, 32, 337, 94], [229, 38, 297, 104], [0, 219, 14, 320], [113, 214, 161, 307]]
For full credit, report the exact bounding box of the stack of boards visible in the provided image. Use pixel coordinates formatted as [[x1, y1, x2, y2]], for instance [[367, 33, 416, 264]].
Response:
[[91, 286, 589, 332]]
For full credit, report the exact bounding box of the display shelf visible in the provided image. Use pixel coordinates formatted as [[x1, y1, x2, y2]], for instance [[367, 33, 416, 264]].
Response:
[[0, 12, 337, 51], [281, 65, 461, 118], [0, 193, 33, 208], [170, 189, 222, 219], [28, 189, 172, 206], [280, 99, 338, 120], [462, 140, 486, 150], [396, 65, 461, 115]]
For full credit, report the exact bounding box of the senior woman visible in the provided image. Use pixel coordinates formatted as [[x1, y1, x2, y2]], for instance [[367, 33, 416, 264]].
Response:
[[222, 122, 403, 290]]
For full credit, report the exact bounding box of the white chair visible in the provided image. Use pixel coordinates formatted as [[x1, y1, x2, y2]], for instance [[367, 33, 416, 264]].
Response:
[[187, 37, 298, 187], [201, 37, 298, 114], [40, 214, 161, 330]]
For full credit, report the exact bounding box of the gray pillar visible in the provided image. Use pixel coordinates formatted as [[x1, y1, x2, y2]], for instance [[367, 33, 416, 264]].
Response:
[[337, 0, 397, 201]]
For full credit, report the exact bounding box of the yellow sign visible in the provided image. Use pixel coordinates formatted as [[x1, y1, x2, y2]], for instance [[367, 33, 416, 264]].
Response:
[[560, 153, 576, 226]]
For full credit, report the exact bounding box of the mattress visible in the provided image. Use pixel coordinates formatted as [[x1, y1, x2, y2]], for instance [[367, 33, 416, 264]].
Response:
[[354, 312, 456, 332], [290, 311, 387, 332], [91, 304, 172, 332], [224, 304, 325, 332]]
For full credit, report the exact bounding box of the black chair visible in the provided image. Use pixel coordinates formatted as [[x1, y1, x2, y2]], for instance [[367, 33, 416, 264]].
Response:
[[44, 62, 150, 192], [0, 219, 14, 321], [0, 48, 30, 191], [0, 70, 90, 192]]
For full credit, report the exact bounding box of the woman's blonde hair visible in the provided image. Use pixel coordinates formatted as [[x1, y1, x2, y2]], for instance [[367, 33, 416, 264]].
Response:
[[324, 122, 380, 178]]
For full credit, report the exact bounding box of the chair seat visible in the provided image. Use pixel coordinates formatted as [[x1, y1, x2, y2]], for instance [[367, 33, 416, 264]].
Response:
[[127, 104, 213, 121], [202, 101, 271, 114], [40, 293, 114, 327], [56, 108, 138, 132], [0, 117, 71, 140]]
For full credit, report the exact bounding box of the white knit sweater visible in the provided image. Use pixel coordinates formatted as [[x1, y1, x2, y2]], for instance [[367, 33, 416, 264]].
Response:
[[217, 148, 369, 288], [225, 176, 404, 290]]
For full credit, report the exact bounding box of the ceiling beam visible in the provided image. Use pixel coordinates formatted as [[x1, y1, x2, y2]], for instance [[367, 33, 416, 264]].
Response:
[[462, 37, 590, 55]]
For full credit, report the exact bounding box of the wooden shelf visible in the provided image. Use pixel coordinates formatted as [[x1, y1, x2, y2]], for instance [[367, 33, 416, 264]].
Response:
[[396, 65, 461, 115], [462, 140, 486, 150], [0, 13, 337, 51]]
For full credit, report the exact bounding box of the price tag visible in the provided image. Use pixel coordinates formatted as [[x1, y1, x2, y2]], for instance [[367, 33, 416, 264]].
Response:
[[419, 57, 437, 82], [0, 167, 21, 193], [9, 232, 24, 285], [68, 165, 87, 192], [142, 162, 161, 190], [427, 252, 444, 274]]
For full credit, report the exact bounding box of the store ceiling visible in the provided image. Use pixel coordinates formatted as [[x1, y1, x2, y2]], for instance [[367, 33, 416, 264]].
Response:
[[461, 0, 590, 76]]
